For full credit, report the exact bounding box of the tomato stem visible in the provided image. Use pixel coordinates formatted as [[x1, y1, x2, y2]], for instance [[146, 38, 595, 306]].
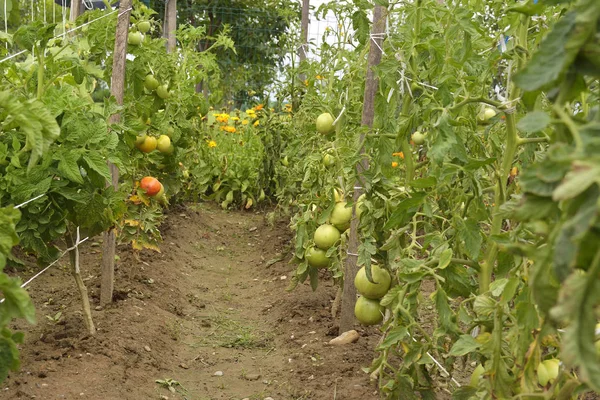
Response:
[[36, 46, 45, 100]]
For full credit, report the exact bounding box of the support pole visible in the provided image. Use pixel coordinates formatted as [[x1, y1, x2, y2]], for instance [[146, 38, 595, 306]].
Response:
[[338, 5, 387, 334], [100, 0, 131, 306], [164, 0, 177, 53]]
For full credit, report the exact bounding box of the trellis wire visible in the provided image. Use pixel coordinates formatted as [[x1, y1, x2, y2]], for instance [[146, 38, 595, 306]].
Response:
[[1, 195, 90, 306], [0, 6, 128, 65]]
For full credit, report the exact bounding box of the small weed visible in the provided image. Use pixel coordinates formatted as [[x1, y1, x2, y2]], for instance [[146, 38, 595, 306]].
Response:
[[191, 309, 272, 350], [45, 311, 63, 324], [164, 320, 184, 341]]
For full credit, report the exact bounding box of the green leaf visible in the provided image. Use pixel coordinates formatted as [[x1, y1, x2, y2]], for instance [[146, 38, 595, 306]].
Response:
[[437, 249, 452, 270], [57, 152, 84, 184], [434, 287, 459, 333], [552, 162, 600, 201], [383, 193, 426, 230], [449, 334, 480, 356], [516, 111, 551, 133], [457, 218, 482, 260], [550, 250, 600, 392], [377, 325, 408, 350], [82, 152, 112, 182], [409, 177, 437, 189], [514, 4, 599, 91]]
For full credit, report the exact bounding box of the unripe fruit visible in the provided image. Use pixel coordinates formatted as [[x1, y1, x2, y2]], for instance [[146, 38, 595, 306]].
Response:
[[137, 21, 151, 33], [144, 75, 159, 91], [128, 31, 143, 46], [412, 131, 425, 145]]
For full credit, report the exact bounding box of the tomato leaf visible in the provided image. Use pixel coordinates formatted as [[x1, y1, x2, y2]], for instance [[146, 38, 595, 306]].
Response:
[[551, 251, 600, 393], [449, 334, 480, 356], [516, 111, 551, 133]]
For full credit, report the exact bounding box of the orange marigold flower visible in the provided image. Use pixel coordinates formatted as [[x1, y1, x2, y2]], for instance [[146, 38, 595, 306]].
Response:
[[391, 161, 399, 168], [255, 104, 264, 111], [392, 152, 404, 159]]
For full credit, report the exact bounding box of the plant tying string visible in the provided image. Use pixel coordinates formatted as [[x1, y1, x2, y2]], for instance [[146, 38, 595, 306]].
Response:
[[0, 227, 89, 304], [0, 6, 132, 65]]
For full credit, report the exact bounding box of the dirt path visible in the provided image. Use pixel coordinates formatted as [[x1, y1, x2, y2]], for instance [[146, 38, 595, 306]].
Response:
[[3, 203, 380, 400]]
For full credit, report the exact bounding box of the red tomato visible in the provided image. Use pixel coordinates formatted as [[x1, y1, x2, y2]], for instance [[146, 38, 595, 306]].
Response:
[[140, 177, 161, 196]]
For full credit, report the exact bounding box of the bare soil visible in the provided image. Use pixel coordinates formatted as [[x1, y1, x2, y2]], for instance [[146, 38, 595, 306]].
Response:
[[2, 203, 381, 400]]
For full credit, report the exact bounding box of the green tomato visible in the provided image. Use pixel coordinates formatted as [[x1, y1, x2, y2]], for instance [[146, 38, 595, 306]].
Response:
[[156, 85, 170, 99], [411, 131, 425, 145], [128, 31, 143, 46], [137, 21, 151, 33], [144, 75, 159, 91], [316, 113, 335, 135]]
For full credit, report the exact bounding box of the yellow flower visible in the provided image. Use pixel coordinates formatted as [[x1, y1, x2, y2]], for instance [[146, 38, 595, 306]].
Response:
[[303, 80, 309, 86], [391, 161, 399, 168], [392, 152, 405, 159], [207, 140, 217, 148], [510, 166, 518, 177], [253, 120, 260, 127], [246, 109, 256, 116], [224, 126, 237, 133], [242, 120, 249, 125], [316, 75, 324, 80], [231, 116, 240, 121]]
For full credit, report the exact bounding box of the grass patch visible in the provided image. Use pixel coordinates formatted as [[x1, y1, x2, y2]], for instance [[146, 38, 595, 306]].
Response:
[[191, 309, 273, 350]]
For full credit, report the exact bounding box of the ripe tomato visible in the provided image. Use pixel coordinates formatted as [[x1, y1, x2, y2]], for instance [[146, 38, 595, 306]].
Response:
[[140, 177, 161, 196], [313, 224, 341, 250], [354, 264, 391, 299], [316, 113, 334, 134], [354, 296, 384, 325]]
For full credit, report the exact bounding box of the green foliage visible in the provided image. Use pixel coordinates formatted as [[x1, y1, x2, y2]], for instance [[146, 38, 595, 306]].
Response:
[[0, 207, 35, 384], [278, 0, 600, 397]]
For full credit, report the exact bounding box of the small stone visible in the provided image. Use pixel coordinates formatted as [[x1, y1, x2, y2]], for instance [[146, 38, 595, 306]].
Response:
[[147, 278, 154, 284], [179, 363, 189, 369], [144, 346, 151, 352], [329, 330, 360, 346], [280, 276, 287, 280], [94, 306, 103, 311], [264, 397, 275, 400], [249, 227, 258, 232], [244, 373, 261, 381], [214, 371, 223, 376], [160, 396, 169, 400]]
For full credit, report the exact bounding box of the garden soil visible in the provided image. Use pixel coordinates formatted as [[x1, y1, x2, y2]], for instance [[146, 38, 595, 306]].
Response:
[[2, 203, 382, 400]]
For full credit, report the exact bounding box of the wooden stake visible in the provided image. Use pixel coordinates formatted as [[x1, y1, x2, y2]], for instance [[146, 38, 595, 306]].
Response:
[[100, 0, 131, 306], [298, 0, 309, 79], [338, 5, 387, 334], [66, 231, 96, 335], [69, 0, 82, 22], [164, 0, 177, 53]]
